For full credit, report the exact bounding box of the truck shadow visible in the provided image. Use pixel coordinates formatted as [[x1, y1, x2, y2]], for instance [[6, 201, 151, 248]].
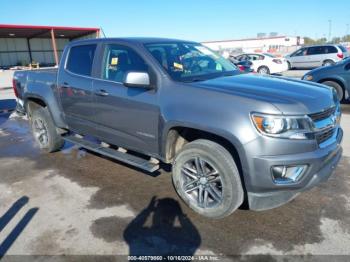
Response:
[[122, 196, 201, 257], [0, 196, 38, 258]]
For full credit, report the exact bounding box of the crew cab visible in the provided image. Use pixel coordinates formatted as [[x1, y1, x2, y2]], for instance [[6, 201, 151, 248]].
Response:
[[12, 38, 343, 218]]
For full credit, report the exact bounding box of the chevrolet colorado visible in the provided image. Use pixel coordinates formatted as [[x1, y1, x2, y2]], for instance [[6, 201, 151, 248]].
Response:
[[13, 38, 343, 218]]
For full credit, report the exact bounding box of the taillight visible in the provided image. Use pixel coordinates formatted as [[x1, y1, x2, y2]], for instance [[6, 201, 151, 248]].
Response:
[[238, 65, 245, 71], [12, 79, 19, 98], [272, 59, 282, 64], [337, 53, 344, 59]]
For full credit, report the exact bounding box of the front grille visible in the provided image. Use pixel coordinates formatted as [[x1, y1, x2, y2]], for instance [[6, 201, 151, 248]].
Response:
[[309, 107, 336, 122], [316, 127, 335, 144]]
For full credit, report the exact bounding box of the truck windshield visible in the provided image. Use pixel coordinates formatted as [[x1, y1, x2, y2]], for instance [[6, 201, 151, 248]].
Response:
[[145, 42, 237, 82]]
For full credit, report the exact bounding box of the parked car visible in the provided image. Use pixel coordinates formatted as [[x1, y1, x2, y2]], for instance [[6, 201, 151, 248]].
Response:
[[302, 57, 350, 102], [228, 56, 254, 73], [285, 44, 349, 69], [13, 38, 343, 218], [235, 53, 288, 74]]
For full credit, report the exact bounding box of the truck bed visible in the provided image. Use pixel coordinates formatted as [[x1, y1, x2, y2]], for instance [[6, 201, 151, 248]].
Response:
[[14, 68, 58, 100]]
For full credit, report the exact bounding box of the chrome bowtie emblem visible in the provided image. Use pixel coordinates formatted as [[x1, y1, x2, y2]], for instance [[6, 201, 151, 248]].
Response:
[[330, 115, 337, 126]]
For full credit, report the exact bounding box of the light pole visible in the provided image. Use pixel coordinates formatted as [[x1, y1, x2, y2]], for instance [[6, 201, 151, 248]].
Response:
[[328, 20, 332, 43]]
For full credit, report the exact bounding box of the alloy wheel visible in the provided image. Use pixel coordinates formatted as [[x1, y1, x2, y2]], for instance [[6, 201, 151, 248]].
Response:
[[180, 157, 223, 209], [33, 118, 49, 147]]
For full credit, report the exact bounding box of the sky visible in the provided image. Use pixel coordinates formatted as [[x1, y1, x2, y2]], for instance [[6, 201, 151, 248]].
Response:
[[0, 0, 350, 42]]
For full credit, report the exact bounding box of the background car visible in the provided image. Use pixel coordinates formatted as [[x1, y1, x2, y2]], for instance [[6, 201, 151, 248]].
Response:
[[286, 44, 349, 69], [228, 56, 254, 73], [302, 57, 350, 102], [235, 53, 288, 74]]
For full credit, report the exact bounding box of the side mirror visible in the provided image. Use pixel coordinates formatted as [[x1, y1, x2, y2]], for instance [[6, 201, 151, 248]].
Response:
[[345, 63, 350, 71], [124, 72, 151, 88]]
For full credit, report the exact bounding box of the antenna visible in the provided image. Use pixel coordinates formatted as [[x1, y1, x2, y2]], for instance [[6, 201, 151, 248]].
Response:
[[100, 27, 107, 38]]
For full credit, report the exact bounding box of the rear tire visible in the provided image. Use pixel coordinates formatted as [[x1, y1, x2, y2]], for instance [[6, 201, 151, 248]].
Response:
[[30, 107, 64, 153], [172, 139, 244, 219], [322, 60, 335, 67], [321, 81, 344, 102], [257, 66, 270, 74]]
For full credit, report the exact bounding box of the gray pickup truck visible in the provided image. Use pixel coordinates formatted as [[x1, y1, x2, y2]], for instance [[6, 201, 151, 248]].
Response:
[[13, 38, 343, 218]]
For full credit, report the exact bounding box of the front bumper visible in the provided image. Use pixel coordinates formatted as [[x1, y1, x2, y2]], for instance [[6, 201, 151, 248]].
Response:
[[244, 127, 343, 211]]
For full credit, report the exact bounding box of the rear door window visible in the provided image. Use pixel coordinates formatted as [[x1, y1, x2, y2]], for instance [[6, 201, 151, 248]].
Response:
[[326, 46, 337, 53], [66, 44, 97, 76], [307, 46, 324, 55]]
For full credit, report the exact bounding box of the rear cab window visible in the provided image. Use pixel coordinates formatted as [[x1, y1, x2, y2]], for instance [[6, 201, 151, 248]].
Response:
[[66, 44, 97, 76]]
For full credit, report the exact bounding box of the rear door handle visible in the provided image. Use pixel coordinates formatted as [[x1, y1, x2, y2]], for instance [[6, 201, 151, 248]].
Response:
[[95, 89, 109, 96]]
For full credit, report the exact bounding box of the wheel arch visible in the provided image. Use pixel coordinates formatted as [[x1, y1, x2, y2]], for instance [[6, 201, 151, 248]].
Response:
[[163, 124, 247, 177], [24, 94, 67, 128], [318, 78, 346, 93], [163, 124, 249, 208], [322, 59, 336, 66]]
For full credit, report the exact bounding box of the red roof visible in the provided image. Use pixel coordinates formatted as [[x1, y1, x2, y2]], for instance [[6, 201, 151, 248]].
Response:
[[0, 24, 100, 39]]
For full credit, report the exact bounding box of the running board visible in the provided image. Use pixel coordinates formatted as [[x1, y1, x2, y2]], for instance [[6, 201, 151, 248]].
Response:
[[63, 135, 159, 172]]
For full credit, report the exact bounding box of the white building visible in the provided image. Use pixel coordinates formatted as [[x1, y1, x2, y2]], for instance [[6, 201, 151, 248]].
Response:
[[202, 36, 304, 54]]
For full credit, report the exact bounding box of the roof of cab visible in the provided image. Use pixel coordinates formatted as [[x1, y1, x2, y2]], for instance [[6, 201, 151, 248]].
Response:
[[70, 37, 198, 45]]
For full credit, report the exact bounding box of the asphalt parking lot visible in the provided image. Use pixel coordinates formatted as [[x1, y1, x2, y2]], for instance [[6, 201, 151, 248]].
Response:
[[0, 71, 350, 259]]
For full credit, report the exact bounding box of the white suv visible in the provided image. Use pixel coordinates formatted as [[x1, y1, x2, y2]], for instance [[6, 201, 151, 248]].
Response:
[[285, 44, 349, 69]]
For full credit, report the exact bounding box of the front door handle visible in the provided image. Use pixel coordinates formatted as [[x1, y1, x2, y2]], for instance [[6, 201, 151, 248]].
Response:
[[95, 89, 109, 96]]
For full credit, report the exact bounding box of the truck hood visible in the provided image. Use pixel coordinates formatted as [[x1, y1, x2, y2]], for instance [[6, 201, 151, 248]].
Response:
[[192, 74, 335, 114]]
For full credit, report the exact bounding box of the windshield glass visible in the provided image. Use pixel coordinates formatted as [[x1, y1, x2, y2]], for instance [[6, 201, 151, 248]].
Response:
[[145, 42, 237, 82]]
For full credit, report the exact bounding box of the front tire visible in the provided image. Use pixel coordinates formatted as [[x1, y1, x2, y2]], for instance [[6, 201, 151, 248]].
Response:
[[30, 107, 64, 153], [321, 81, 344, 102], [172, 139, 244, 219]]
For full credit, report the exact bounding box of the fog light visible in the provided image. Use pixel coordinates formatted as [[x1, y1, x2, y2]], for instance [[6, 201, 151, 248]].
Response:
[[271, 165, 307, 184]]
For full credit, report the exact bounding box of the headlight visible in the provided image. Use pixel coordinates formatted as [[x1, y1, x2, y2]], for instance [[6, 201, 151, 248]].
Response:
[[251, 113, 313, 139], [303, 74, 313, 81]]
